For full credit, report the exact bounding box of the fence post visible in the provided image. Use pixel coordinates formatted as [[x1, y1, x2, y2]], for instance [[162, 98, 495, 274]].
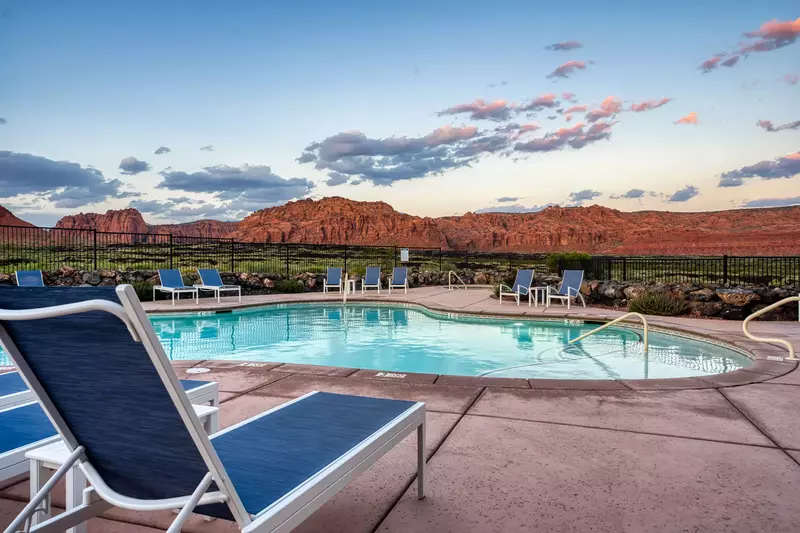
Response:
[[465, 250, 469, 268], [622, 257, 627, 282], [285, 244, 290, 276], [230, 238, 235, 272], [169, 234, 173, 269], [394, 246, 397, 268], [439, 248, 442, 272], [343, 245, 348, 274], [723, 255, 728, 285], [92, 230, 98, 271]]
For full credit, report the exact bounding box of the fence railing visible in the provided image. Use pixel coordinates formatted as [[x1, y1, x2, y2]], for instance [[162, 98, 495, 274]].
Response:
[[1, 225, 798, 286]]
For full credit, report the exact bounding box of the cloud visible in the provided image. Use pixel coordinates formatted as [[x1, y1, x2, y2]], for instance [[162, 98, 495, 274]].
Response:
[[562, 92, 577, 102], [545, 41, 582, 51], [325, 171, 350, 186], [718, 151, 800, 187], [494, 123, 540, 138], [496, 196, 520, 203], [519, 93, 559, 113], [756, 119, 800, 132], [0, 118, 6, 125], [438, 99, 515, 121], [568, 189, 601, 205], [200, 145, 214, 151], [699, 56, 723, 73], [784, 74, 799, 85], [667, 185, 699, 202], [742, 196, 800, 208], [0, 151, 136, 208], [128, 199, 175, 215], [630, 98, 672, 112], [297, 125, 501, 186], [515, 121, 615, 153], [154, 146, 171, 155], [563, 104, 587, 114], [721, 56, 740, 67], [157, 164, 315, 207], [118, 156, 151, 175], [128, 198, 238, 220], [610, 188, 647, 200], [740, 18, 800, 53], [474, 203, 557, 214], [675, 112, 698, 125], [585, 97, 622, 122], [547, 60, 589, 79]]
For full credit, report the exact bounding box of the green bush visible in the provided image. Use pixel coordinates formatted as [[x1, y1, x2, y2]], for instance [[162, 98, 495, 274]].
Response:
[[130, 281, 154, 302], [275, 279, 305, 293], [491, 284, 502, 298], [628, 292, 687, 316], [546, 252, 592, 273]]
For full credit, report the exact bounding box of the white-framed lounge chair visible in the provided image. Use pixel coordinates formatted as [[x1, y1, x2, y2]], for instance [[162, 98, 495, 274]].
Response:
[[0, 402, 60, 481], [155, 268, 199, 305], [0, 285, 426, 533], [546, 269, 587, 310], [388, 267, 408, 294], [195, 268, 242, 303], [15, 270, 44, 287], [498, 269, 535, 306], [323, 267, 343, 293], [361, 266, 381, 294]]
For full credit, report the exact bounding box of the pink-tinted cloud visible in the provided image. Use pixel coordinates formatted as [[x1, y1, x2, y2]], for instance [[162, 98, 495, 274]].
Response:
[[784, 74, 799, 85], [547, 60, 589, 79], [563, 104, 588, 114], [630, 98, 672, 112], [721, 56, 740, 67], [756, 119, 800, 132], [438, 99, 516, 121], [545, 41, 582, 51], [564, 115, 574, 122], [562, 92, 577, 102], [675, 112, 698, 125], [744, 18, 800, 40], [514, 120, 615, 153], [585, 96, 622, 122], [519, 93, 560, 113], [494, 123, 540, 139], [425, 125, 480, 144], [699, 55, 723, 73]]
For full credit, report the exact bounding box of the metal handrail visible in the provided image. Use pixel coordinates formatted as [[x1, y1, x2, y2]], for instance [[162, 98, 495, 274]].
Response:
[[742, 296, 799, 360], [448, 271, 467, 291], [342, 273, 348, 304], [569, 312, 649, 353]]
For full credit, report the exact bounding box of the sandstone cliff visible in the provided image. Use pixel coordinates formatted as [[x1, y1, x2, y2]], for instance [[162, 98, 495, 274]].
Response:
[[0, 206, 35, 227]]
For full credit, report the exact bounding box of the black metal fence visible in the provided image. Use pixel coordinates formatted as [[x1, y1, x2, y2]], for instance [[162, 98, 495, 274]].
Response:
[[1, 225, 798, 285]]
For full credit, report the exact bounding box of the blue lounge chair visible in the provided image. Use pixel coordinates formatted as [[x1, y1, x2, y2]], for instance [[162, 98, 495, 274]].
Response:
[[15, 270, 44, 287], [546, 269, 587, 309], [0, 286, 426, 533], [499, 269, 534, 306], [362, 266, 381, 294], [323, 267, 343, 293], [388, 267, 408, 294], [195, 268, 242, 302], [155, 268, 199, 305]]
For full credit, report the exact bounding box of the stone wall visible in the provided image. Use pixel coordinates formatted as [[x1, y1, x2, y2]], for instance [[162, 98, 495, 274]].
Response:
[[1, 266, 797, 321]]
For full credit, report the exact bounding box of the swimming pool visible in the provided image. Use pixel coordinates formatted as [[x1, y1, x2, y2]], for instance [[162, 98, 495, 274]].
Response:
[[144, 303, 750, 380]]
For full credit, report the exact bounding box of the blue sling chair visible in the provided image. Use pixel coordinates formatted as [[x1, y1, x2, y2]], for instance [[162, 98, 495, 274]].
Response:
[[361, 267, 381, 294], [15, 270, 45, 287], [0, 286, 426, 533]]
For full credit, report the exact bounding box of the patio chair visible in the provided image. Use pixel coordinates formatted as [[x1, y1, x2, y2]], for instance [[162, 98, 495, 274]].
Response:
[[388, 267, 408, 294], [15, 270, 44, 287], [546, 269, 587, 310], [362, 266, 381, 294], [498, 269, 535, 306], [0, 285, 426, 533], [155, 269, 199, 305], [195, 268, 242, 302], [323, 267, 343, 293]]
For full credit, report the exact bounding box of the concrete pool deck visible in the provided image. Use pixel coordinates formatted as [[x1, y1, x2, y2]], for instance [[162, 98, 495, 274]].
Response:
[[2, 286, 800, 532]]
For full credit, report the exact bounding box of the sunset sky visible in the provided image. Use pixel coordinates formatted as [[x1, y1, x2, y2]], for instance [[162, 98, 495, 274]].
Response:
[[0, 1, 798, 226]]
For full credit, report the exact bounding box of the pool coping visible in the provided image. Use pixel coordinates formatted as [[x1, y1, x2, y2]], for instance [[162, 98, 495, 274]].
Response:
[[143, 293, 799, 391]]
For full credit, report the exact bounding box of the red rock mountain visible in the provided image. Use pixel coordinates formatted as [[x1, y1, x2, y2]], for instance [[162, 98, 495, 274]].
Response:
[[4, 198, 800, 255], [0, 206, 35, 227]]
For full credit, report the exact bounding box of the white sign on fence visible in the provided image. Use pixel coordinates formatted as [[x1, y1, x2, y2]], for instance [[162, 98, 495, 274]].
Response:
[[400, 248, 409, 262]]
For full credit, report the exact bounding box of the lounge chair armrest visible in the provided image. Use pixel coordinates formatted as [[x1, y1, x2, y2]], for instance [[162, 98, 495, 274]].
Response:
[[498, 284, 514, 292], [567, 286, 581, 296]]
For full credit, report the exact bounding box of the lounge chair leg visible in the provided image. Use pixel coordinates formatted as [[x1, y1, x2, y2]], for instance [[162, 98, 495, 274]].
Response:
[[417, 422, 426, 500], [66, 465, 88, 533], [166, 473, 213, 533]]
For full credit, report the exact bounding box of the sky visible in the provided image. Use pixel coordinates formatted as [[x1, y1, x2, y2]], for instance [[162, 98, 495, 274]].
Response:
[[0, 0, 798, 226]]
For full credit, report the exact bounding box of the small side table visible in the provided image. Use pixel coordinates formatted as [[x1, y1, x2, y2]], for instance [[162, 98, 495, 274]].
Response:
[[347, 278, 357, 294], [529, 286, 549, 308]]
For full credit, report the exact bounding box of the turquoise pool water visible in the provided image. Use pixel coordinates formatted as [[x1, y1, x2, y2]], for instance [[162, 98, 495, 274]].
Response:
[[143, 303, 749, 380]]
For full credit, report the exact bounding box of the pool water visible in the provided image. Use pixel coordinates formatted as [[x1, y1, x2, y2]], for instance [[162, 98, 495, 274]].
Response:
[[144, 304, 749, 380]]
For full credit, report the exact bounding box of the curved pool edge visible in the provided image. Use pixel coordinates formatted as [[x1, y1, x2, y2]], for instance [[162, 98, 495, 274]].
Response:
[[145, 295, 798, 391]]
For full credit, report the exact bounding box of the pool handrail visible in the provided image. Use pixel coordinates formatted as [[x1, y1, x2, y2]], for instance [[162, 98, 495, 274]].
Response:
[[742, 296, 799, 360], [448, 271, 467, 291], [569, 312, 649, 353]]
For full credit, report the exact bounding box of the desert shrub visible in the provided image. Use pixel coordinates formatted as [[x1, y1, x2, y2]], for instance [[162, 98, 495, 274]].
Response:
[[131, 281, 155, 302], [546, 252, 592, 273], [628, 292, 687, 316], [491, 284, 502, 298], [275, 279, 305, 293]]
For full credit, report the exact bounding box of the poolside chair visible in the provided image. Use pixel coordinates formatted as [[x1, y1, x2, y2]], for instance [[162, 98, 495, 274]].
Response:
[[15, 270, 44, 287], [323, 267, 343, 293], [0, 285, 426, 533], [362, 266, 381, 294], [195, 268, 242, 302], [546, 269, 587, 310], [498, 269, 535, 306], [155, 268, 199, 305], [388, 267, 408, 294]]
